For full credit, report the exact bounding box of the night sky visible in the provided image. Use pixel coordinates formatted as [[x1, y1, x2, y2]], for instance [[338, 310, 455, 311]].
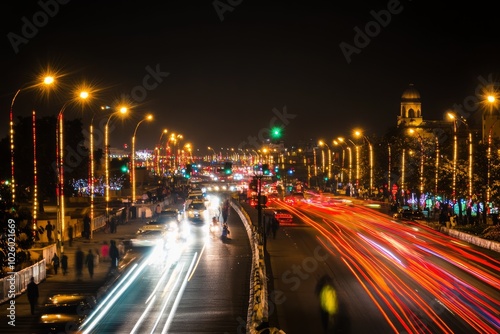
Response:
[[1, 1, 500, 154]]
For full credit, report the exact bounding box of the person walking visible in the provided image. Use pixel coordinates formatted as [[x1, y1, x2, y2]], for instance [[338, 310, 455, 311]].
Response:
[[101, 241, 109, 262], [51, 253, 60, 275], [61, 252, 68, 275], [155, 204, 161, 218], [75, 247, 84, 280], [271, 217, 280, 239], [46, 221, 53, 243], [27, 277, 39, 315], [83, 214, 91, 239], [68, 224, 74, 247], [85, 249, 95, 279], [316, 275, 339, 333], [109, 240, 119, 270]]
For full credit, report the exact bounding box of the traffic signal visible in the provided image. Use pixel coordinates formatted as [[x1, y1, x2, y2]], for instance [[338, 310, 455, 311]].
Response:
[[224, 162, 233, 175], [270, 126, 283, 141], [186, 164, 193, 174], [120, 164, 129, 173], [262, 164, 270, 175]]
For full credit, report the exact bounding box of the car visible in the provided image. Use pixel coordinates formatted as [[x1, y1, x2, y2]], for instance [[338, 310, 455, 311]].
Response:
[[284, 192, 305, 205], [37, 294, 96, 333], [185, 200, 208, 222], [131, 229, 169, 247], [264, 208, 294, 225], [393, 206, 425, 220], [156, 208, 181, 225]]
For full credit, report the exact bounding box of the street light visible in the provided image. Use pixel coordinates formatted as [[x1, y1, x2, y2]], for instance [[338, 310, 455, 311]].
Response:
[[9, 75, 55, 204], [448, 112, 473, 199], [208, 146, 217, 162], [132, 114, 153, 203], [57, 90, 90, 253], [156, 129, 168, 175], [105, 107, 128, 216], [318, 140, 332, 180], [354, 130, 373, 196], [335, 138, 352, 184], [408, 128, 424, 207], [486, 95, 499, 206]]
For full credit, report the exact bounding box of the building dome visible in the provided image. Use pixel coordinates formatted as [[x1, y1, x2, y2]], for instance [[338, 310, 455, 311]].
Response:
[[401, 83, 420, 100]]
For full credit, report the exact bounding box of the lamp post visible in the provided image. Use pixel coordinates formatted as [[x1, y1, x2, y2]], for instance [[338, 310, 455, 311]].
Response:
[[435, 136, 439, 195], [89, 106, 105, 239], [9, 76, 54, 205], [132, 114, 153, 203], [208, 146, 217, 162], [156, 129, 168, 175], [57, 90, 89, 253], [335, 138, 352, 184], [448, 112, 473, 199], [105, 107, 128, 218], [354, 130, 373, 196], [409, 128, 424, 208], [318, 140, 332, 180]]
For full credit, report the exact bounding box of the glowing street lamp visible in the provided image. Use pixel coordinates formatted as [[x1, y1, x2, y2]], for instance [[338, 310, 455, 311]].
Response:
[[354, 130, 373, 196], [335, 137, 352, 184], [486, 95, 499, 205], [105, 107, 128, 213], [132, 114, 153, 203], [318, 140, 331, 180], [156, 129, 168, 175], [208, 146, 217, 162], [408, 128, 424, 204], [9, 75, 55, 204], [448, 112, 473, 199], [57, 89, 90, 252]]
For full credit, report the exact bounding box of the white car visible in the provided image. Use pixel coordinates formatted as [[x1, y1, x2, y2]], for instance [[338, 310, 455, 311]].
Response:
[[132, 229, 169, 247], [185, 200, 208, 222]]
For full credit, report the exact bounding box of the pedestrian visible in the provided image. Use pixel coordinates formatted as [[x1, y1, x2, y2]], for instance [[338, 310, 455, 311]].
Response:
[[86, 249, 95, 279], [51, 253, 60, 275], [83, 214, 91, 239], [316, 275, 338, 333], [109, 240, 119, 270], [68, 224, 74, 247], [61, 252, 68, 275], [221, 199, 229, 223], [271, 217, 279, 239], [75, 247, 84, 280], [156, 204, 161, 217], [101, 241, 109, 262], [27, 277, 39, 315], [46, 221, 53, 243]]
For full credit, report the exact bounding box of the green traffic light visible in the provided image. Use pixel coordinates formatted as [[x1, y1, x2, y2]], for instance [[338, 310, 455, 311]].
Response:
[[121, 165, 129, 173], [271, 126, 282, 139]]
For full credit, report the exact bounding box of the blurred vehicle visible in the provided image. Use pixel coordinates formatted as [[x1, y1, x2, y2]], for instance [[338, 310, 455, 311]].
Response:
[[131, 229, 169, 247], [264, 208, 294, 225], [284, 192, 305, 205], [37, 294, 96, 334], [393, 205, 425, 220], [156, 208, 181, 225], [185, 200, 208, 222], [249, 195, 268, 208]]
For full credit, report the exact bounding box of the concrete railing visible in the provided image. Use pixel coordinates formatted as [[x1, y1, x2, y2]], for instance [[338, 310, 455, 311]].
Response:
[[0, 259, 46, 304], [231, 201, 284, 334]]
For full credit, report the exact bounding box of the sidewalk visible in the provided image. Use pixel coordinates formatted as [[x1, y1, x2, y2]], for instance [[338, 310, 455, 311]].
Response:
[[0, 215, 151, 333]]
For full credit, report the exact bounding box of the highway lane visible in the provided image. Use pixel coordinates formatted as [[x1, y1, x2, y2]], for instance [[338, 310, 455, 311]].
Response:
[[266, 196, 500, 333], [80, 195, 252, 334]]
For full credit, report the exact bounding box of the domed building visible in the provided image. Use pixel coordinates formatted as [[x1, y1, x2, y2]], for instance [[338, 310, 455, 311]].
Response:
[[397, 83, 423, 127]]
